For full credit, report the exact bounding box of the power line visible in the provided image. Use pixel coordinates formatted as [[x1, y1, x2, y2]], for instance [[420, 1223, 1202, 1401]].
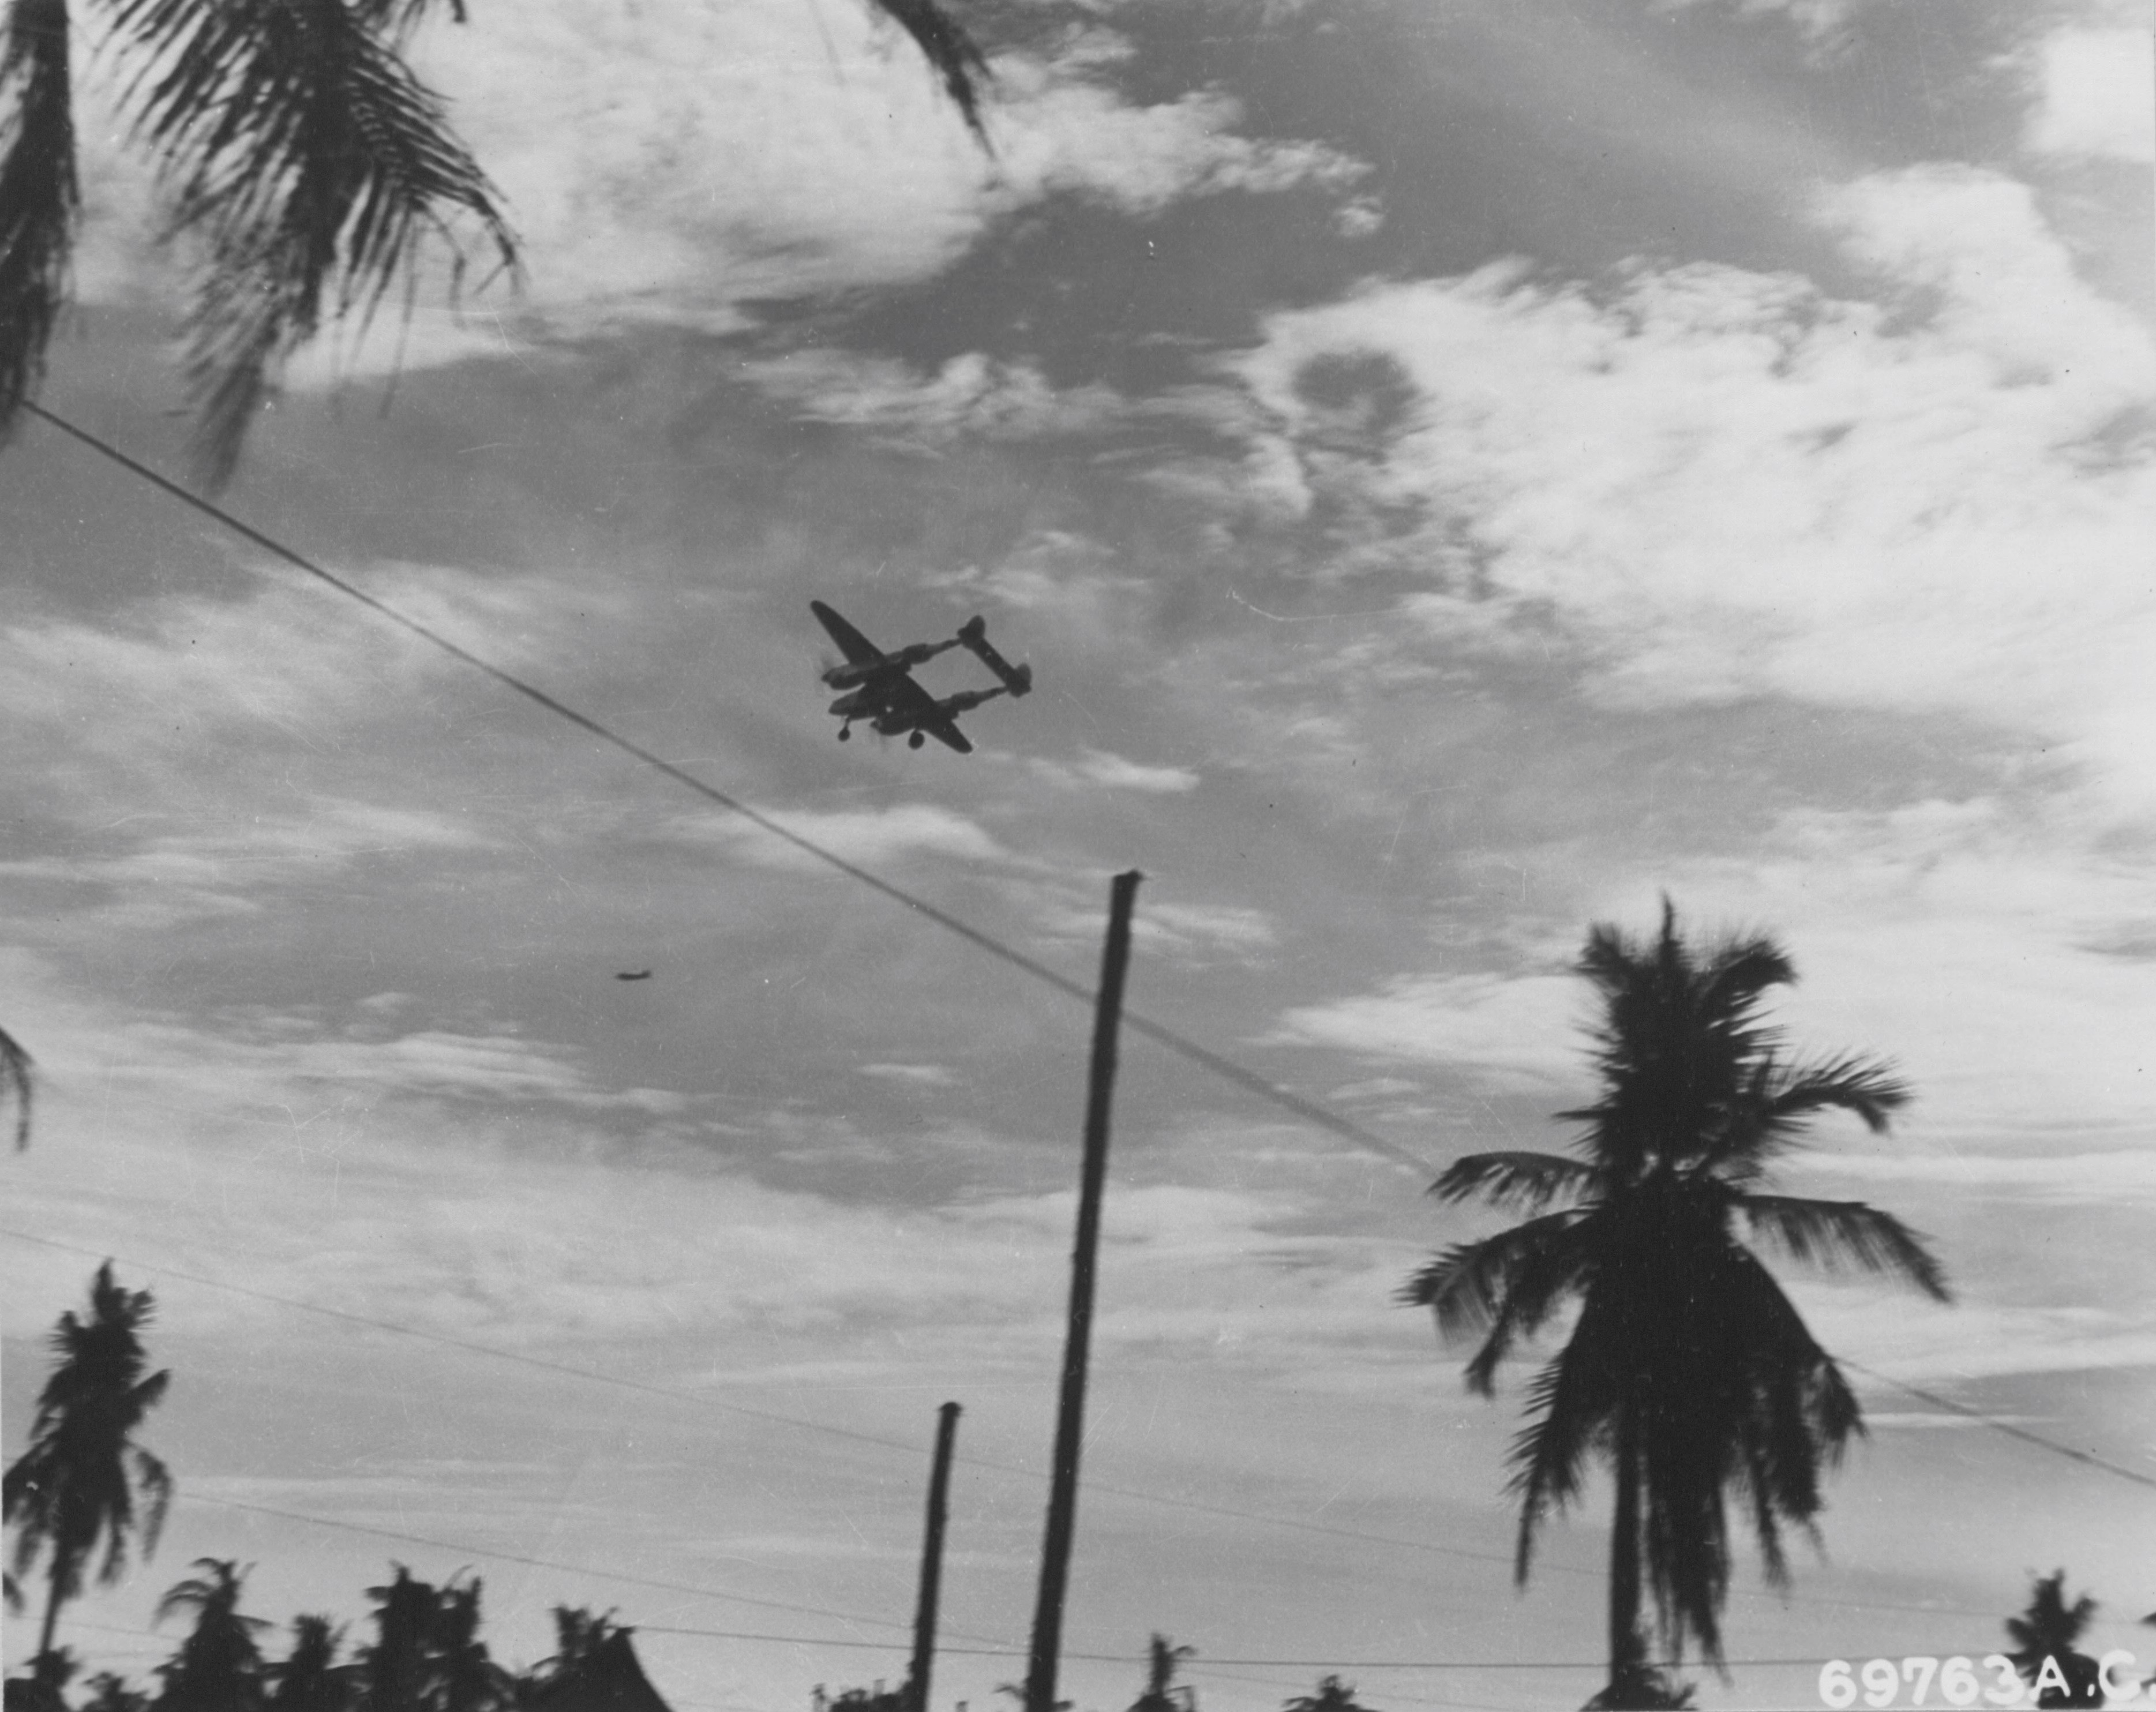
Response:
[[642, 1627, 1977, 1674], [0, 1227, 2002, 1621], [21, 402, 1430, 1182], [1844, 1359, 2156, 1493], [176, 1492, 919, 1636]]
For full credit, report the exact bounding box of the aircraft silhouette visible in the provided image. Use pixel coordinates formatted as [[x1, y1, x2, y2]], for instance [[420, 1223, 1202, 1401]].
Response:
[[812, 600, 1031, 752]]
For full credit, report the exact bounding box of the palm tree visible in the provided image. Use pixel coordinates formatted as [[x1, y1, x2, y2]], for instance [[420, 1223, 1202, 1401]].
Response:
[[267, 1617, 351, 1712], [154, 1559, 268, 1712], [1403, 901, 1950, 1710], [83, 1671, 152, 1712], [527, 1608, 623, 1684], [4, 1261, 175, 1665], [4, 1645, 78, 1712], [359, 1567, 436, 1712], [2005, 1572, 2102, 1709], [1127, 1636, 1195, 1712], [426, 1577, 505, 1712], [0, 0, 987, 489], [1281, 1677, 1374, 1712]]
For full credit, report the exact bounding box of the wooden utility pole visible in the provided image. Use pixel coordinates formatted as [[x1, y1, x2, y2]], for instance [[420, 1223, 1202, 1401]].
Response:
[[1023, 870, 1142, 1712], [906, 1401, 962, 1712]]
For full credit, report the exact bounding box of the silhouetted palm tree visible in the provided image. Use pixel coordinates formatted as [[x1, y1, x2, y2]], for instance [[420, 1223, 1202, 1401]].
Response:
[[1128, 1637, 1195, 1712], [527, 1608, 624, 1685], [4, 1262, 175, 1665], [359, 1567, 436, 1712], [2005, 1572, 2102, 1709], [155, 1559, 268, 1712], [1403, 901, 1950, 1710], [83, 1670, 152, 1712], [0, 0, 987, 488], [1280, 1676, 1374, 1712], [428, 1578, 505, 1712], [3, 1645, 77, 1712], [268, 1616, 351, 1712]]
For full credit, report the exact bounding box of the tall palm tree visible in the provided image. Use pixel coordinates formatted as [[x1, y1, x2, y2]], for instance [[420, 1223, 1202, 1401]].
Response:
[[359, 1567, 435, 1712], [268, 1617, 351, 1712], [0, 0, 987, 489], [426, 1577, 504, 1712], [82, 1670, 152, 1712], [1403, 901, 1951, 1710], [154, 1559, 268, 1712], [1127, 1637, 1195, 1712], [1280, 1677, 1374, 1712], [2004, 1571, 2102, 1709], [4, 1261, 175, 1665]]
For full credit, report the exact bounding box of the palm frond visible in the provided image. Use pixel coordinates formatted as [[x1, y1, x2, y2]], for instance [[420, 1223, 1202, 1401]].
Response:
[[1430, 1150, 1598, 1214], [110, 0, 517, 489], [1399, 1208, 1585, 1358], [867, 0, 988, 142], [1739, 1193, 1950, 1302], [0, 0, 77, 435], [1505, 1308, 1623, 1581], [1, 1024, 32, 1148]]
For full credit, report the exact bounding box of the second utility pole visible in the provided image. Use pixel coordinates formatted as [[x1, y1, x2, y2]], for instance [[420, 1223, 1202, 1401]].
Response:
[[906, 1401, 961, 1712], [1023, 870, 1142, 1712]]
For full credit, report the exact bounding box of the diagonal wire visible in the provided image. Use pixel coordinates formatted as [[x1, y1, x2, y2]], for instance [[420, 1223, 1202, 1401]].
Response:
[[1843, 1358, 2156, 1492], [0, 1228, 2011, 1616], [21, 402, 1431, 1181]]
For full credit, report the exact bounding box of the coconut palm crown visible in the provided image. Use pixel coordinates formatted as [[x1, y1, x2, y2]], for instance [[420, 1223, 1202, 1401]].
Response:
[[1402, 901, 1951, 1702], [4, 1262, 174, 1665]]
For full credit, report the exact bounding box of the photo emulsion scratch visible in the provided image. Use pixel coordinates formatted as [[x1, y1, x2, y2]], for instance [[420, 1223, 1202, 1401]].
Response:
[[4, 1, 2153, 1710]]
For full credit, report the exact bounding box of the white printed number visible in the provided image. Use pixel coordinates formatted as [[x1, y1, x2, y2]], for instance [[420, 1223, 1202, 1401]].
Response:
[[1818, 1656, 2035, 1709], [1818, 1651, 2151, 1708]]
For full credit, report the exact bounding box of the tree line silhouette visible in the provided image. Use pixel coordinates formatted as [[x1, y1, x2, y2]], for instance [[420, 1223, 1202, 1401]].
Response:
[[5, 906, 2147, 1710]]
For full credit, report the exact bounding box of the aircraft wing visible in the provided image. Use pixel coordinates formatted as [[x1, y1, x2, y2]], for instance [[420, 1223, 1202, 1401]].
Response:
[[811, 601, 883, 667], [886, 673, 974, 753]]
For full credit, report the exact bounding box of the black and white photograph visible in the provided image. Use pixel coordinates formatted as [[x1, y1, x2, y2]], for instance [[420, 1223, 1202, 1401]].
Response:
[[3, 1, 2153, 1708]]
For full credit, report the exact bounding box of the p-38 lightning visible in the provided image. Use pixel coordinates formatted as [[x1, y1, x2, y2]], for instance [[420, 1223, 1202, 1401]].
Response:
[[812, 600, 1032, 753]]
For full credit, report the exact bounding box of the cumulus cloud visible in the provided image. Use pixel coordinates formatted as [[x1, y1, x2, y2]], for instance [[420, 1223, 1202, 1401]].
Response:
[[857, 1061, 959, 1087], [1221, 166, 2156, 801], [741, 350, 1127, 444], [2022, 21, 2155, 162], [1270, 971, 1582, 1088], [681, 802, 1008, 871], [1028, 749, 1201, 793], [74, 0, 1367, 382]]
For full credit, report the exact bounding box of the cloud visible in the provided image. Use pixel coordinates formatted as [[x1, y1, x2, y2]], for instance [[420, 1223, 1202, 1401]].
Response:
[[1270, 971, 1582, 1088], [1220, 166, 2156, 801], [1075, 749, 1201, 793], [1649, 0, 1870, 50], [192, 5, 1360, 381], [1028, 749, 1201, 793], [0, 803, 490, 931], [741, 350, 1127, 445], [2022, 22, 2156, 162], [678, 803, 1008, 871], [857, 1061, 959, 1087]]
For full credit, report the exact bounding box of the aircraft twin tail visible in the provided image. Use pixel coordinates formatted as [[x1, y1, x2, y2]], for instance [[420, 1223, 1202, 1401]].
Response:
[[811, 600, 1032, 754]]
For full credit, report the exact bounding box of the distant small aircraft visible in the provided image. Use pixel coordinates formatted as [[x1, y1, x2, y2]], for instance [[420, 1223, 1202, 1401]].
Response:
[[616, 970, 652, 982], [811, 600, 1031, 753]]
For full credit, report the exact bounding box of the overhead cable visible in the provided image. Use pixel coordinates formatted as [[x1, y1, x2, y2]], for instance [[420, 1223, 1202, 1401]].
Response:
[[22, 403, 1430, 1181], [0, 1228, 2011, 1617]]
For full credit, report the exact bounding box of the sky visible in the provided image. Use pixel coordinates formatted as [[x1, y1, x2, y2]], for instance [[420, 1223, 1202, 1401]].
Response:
[[4, 0, 2155, 1709]]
